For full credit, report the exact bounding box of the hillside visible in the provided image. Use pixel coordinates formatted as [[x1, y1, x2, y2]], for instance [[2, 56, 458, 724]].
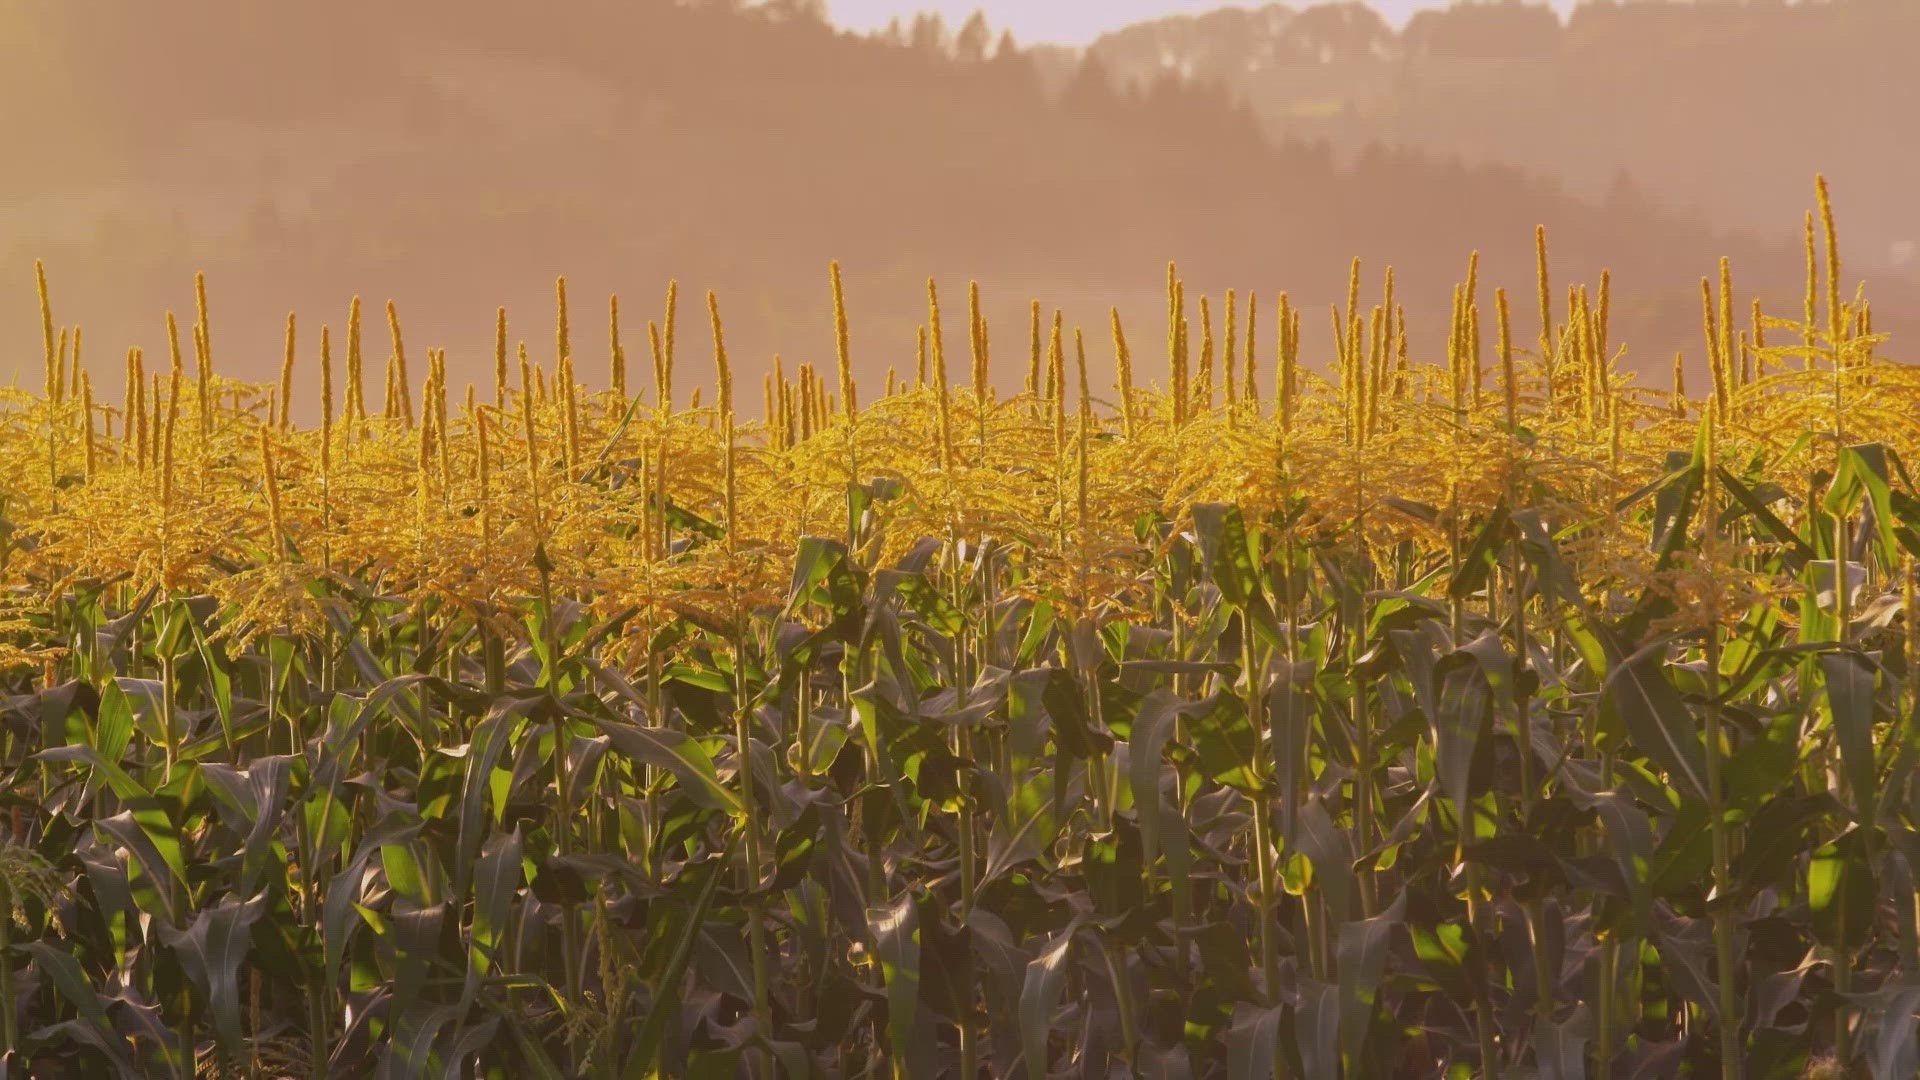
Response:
[[1081, 0, 1920, 283], [0, 0, 1879, 405]]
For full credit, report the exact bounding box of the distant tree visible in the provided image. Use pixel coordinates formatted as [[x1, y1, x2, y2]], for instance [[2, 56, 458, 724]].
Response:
[[1061, 52, 1120, 116], [955, 11, 991, 62], [1280, 2, 1393, 65], [987, 30, 1038, 96], [909, 12, 947, 53], [1403, 1, 1559, 60], [763, 0, 829, 26]]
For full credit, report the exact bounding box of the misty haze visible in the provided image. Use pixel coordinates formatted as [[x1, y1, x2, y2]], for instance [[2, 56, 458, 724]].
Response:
[[3, 3, 1917, 1078]]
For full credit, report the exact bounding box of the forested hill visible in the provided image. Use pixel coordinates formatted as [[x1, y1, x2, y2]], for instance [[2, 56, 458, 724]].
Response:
[[1077, 0, 1918, 277], [0, 0, 1885, 402]]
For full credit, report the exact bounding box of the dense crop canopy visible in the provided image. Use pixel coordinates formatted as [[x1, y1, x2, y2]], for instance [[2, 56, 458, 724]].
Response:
[[0, 180, 1915, 1077]]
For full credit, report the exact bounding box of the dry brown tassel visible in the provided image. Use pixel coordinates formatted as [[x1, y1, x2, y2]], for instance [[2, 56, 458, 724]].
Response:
[[191, 317, 210, 459], [387, 301, 414, 428], [783, 377, 798, 447], [123, 348, 138, 453], [495, 308, 510, 410], [1447, 287, 1465, 415], [1397, 326, 1413, 401], [152, 374, 165, 472], [1028, 300, 1042, 398], [1366, 306, 1385, 439], [162, 356, 183, 516], [1577, 291, 1597, 423], [1112, 308, 1136, 441], [1496, 289, 1517, 433], [1197, 296, 1216, 412], [1165, 262, 1179, 392], [1075, 326, 1092, 419], [1534, 225, 1554, 397], [1243, 290, 1259, 408], [883, 368, 894, 399], [1279, 298, 1297, 432], [917, 326, 929, 388], [383, 355, 399, 420], [1673, 352, 1688, 416], [1470, 304, 1485, 408], [1381, 266, 1396, 361], [610, 294, 626, 402], [521, 346, 542, 534], [35, 261, 56, 401], [269, 313, 294, 432], [435, 351, 453, 486], [254, 427, 284, 561], [778, 373, 793, 448], [1052, 314, 1069, 454], [476, 408, 493, 553], [831, 262, 854, 422], [971, 298, 990, 439], [1718, 257, 1737, 391], [69, 325, 83, 401], [346, 297, 366, 423], [1751, 298, 1769, 378], [929, 279, 954, 472], [1173, 309, 1189, 430], [967, 279, 984, 399], [1588, 291, 1611, 405], [662, 280, 679, 403], [194, 270, 213, 367], [556, 275, 572, 370], [1330, 305, 1348, 402], [132, 349, 149, 469], [52, 327, 68, 405], [164, 309, 185, 397], [772, 370, 787, 446], [518, 345, 534, 423], [193, 322, 212, 453], [80, 371, 96, 483], [1047, 309, 1066, 403], [320, 326, 334, 490], [1344, 257, 1361, 339], [1816, 175, 1842, 352], [1795, 210, 1815, 370], [562, 353, 580, 479], [648, 321, 668, 414], [707, 291, 733, 425], [1701, 278, 1727, 420], [799, 369, 815, 442], [723, 388, 738, 555], [1596, 269, 1613, 368], [1223, 289, 1238, 409]]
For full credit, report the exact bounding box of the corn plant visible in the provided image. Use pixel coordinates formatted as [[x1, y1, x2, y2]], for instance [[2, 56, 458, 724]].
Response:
[[0, 178, 1918, 1079]]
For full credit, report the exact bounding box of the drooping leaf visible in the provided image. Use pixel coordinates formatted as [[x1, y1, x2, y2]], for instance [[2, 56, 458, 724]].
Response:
[[870, 893, 921, 1066], [1820, 650, 1879, 826], [1600, 641, 1708, 805], [1335, 890, 1405, 1068], [154, 891, 270, 1060], [463, 825, 523, 1007], [596, 714, 739, 815], [1019, 916, 1082, 1080]]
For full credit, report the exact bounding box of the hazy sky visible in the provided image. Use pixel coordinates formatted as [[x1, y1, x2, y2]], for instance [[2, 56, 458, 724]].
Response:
[[826, 1, 1572, 44]]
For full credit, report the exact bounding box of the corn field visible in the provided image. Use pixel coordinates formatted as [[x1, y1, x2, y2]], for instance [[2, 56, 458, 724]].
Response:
[[1, 178, 1917, 1079]]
